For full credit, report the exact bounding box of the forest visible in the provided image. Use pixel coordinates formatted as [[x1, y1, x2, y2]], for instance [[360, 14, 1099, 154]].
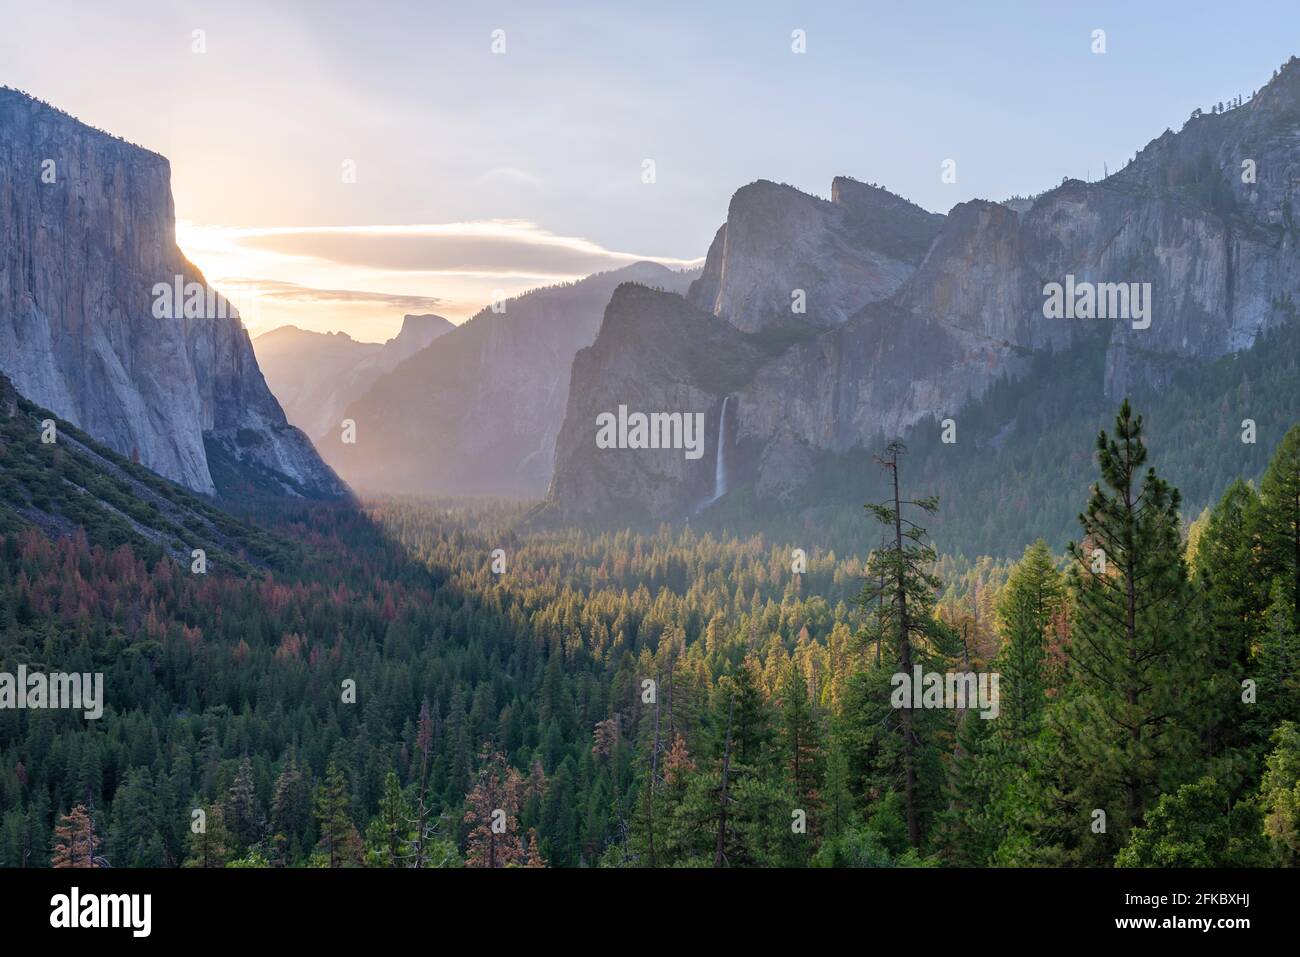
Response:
[[1, 399, 1298, 868]]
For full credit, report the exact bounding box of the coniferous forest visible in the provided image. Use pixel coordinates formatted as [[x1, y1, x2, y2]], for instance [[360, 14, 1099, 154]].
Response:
[[3, 399, 1298, 871]]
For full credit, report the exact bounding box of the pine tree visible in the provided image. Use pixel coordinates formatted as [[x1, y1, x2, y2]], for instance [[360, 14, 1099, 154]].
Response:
[[268, 752, 308, 866], [1260, 721, 1300, 864], [108, 768, 164, 867], [463, 750, 525, 868], [51, 804, 101, 868], [183, 804, 231, 868], [224, 755, 261, 852], [996, 539, 1065, 741], [629, 666, 664, 867], [1257, 425, 1300, 632], [1255, 583, 1300, 732], [1192, 480, 1267, 751], [940, 540, 1064, 865], [365, 770, 412, 867], [1055, 400, 1201, 860], [779, 661, 824, 839], [314, 762, 361, 868], [854, 440, 955, 848]]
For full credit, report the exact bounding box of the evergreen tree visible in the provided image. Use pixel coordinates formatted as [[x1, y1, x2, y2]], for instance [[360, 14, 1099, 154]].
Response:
[[314, 763, 361, 868], [268, 753, 309, 866], [51, 804, 101, 868], [853, 441, 955, 848], [224, 755, 261, 852], [1256, 584, 1300, 733], [183, 804, 231, 869], [996, 539, 1064, 740], [365, 771, 412, 867], [779, 661, 824, 845], [1260, 721, 1300, 864], [1257, 425, 1300, 632], [1054, 400, 1202, 861], [108, 768, 164, 867], [1192, 480, 1267, 752]]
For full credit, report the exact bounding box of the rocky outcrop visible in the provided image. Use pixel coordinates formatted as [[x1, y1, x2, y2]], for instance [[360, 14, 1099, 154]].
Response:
[[0, 87, 347, 499], [324, 261, 696, 497], [547, 284, 770, 519], [545, 58, 1300, 525], [255, 313, 453, 439], [687, 178, 943, 333]]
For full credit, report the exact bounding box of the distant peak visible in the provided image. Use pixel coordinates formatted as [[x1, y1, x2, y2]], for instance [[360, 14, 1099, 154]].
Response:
[[256, 324, 356, 344], [398, 313, 453, 335]]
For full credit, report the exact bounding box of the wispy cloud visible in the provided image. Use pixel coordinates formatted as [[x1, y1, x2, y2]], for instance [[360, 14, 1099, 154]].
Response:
[[215, 221, 700, 277], [475, 167, 544, 189], [177, 219, 699, 340], [218, 278, 444, 311]]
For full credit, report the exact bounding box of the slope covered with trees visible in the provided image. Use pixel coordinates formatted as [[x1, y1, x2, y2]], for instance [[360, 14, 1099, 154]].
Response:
[[1, 399, 1298, 867]]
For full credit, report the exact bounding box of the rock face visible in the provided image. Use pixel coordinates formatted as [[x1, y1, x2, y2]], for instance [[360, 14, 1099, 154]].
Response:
[[323, 261, 696, 497], [254, 313, 453, 439], [546, 58, 1300, 523], [0, 87, 347, 499], [687, 177, 943, 333], [547, 284, 771, 519]]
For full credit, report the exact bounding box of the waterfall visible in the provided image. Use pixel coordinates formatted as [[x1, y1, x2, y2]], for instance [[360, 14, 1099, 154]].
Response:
[[712, 395, 731, 501]]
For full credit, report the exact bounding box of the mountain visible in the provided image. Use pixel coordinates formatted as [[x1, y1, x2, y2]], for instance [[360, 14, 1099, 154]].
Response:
[[544, 59, 1300, 552], [254, 313, 453, 439], [322, 261, 697, 497], [688, 176, 944, 333], [0, 87, 347, 500], [0, 373, 297, 571]]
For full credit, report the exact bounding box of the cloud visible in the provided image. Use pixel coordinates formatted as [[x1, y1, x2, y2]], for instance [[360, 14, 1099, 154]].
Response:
[[219, 221, 699, 278], [475, 167, 544, 189], [217, 278, 443, 311]]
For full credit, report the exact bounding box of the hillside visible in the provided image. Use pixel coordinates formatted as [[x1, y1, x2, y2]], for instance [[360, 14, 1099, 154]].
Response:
[[0, 374, 298, 572]]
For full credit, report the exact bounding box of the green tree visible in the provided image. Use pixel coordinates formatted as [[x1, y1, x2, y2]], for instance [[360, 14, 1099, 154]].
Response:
[[853, 441, 955, 848], [183, 804, 230, 869], [1257, 425, 1300, 633], [1193, 480, 1269, 750], [224, 755, 261, 852], [779, 661, 824, 836], [365, 771, 412, 867], [314, 763, 360, 868], [1115, 776, 1269, 867], [108, 768, 164, 867], [1054, 400, 1202, 861], [1259, 721, 1300, 864], [995, 540, 1064, 740]]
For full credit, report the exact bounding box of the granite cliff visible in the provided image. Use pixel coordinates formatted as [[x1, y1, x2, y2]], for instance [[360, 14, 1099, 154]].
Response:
[[0, 87, 346, 499]]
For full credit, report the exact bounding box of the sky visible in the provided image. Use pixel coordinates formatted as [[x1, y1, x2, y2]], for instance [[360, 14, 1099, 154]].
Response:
[[3, 0, 1299, 340]]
